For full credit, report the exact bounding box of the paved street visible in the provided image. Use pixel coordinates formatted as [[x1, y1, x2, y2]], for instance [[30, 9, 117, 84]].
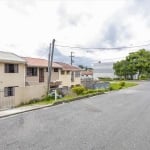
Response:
[[0, 81, 150, 150]]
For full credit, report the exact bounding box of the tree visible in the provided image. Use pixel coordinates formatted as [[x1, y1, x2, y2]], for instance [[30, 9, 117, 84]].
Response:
[[126, 49, 150, 79], [113, 49, 150, 80]]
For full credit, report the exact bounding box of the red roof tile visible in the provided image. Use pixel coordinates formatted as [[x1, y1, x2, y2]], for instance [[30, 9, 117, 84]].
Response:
[[23, 57, 62, 68], [81, 70, 93, 76], [55, 62, 81, 71]]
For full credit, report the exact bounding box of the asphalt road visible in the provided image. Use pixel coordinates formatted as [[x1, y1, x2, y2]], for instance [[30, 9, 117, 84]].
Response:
[[0, 81, 150, 150]]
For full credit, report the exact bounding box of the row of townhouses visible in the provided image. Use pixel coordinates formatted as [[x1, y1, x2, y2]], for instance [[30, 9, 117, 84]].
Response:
[[0, 51, 81, 110]]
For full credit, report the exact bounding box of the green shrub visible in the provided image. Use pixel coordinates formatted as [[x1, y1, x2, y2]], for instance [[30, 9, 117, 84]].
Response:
[[87, 89, 95, 94], [139, 74, 148, 80], [98, 77, 113, 81], [109, 86, 113, 91], [42, 95, 54, 101], [72, 86, 86, 95], [97, 89, 106, 93], [119, 81, 125, 87], [110, 83, 122, 90]]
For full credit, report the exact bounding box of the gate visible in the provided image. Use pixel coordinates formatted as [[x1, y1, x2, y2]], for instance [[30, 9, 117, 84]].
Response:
[[0, 90, 14, 110]]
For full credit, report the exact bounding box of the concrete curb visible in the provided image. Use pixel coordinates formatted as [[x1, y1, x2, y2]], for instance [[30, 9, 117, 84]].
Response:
[[0, 104, 53, 118], [0, 92, 104, 119]]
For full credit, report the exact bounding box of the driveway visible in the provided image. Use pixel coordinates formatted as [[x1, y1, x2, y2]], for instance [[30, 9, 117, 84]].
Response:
[[0, 81, 150, 150]]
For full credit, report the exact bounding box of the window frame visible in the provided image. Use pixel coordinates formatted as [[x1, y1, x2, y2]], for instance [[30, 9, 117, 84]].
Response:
[[54, 68, 59, 72], [5, 64, 18, 73], [75, 71, 80, 78], [61, 70, 65, 75], [27, 67, 37, 76], [4, 87, 15, 97]]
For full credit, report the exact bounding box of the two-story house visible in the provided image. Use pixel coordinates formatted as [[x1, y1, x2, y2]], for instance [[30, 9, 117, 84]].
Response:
[[0, 53, 82, 109], [0, 51, 26, 109], [24, 57, 81, 88], [56, 62, 81, 87], [23, 57, 62, 87]]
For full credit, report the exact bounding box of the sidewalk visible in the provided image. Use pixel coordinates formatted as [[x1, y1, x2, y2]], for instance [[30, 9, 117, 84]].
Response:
[[0, 92, 105, 118], [0, 104, 53, 118]]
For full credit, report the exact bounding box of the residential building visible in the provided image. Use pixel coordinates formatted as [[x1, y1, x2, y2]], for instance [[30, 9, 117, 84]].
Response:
[[0, 53, 82, 110], [0, 51, 26, 109], [24, 57, 81, 88], [81, 70, 93, 79], [23, 57, 62, 87], [55, 62, 81, 87]]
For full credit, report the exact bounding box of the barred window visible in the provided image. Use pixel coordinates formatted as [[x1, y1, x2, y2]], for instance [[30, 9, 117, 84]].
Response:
[[5, 64, 18, 73], [4, 87, 15, 97], [27, 67, 37, 76], [54, 68, 58, 72], [67, 71, 70, 75], [75, 71, 80, 77], [61, 71, 65, 75]]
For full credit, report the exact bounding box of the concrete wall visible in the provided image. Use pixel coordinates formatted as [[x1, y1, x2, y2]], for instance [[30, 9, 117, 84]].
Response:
[[15, 85, 47, 106], [0, 63, 25, 88]]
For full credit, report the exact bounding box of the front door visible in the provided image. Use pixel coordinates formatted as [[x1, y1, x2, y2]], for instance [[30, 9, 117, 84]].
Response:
[[39, 68, 44, 82]]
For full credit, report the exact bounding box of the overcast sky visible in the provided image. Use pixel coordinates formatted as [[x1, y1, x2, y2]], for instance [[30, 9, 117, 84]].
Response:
[[0, 0, 150, 66]]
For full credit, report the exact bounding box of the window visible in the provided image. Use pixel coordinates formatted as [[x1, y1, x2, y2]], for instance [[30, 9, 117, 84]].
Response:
[[61, 71, 65, 75], [4, 87, 15, 97], [75, 71, 80, 77], [5, 64, 18, 73], [27, 67, 37, 76], [67, 71, 70, 75], [46, 68, 48, 72], [54, 68, 58, 72]]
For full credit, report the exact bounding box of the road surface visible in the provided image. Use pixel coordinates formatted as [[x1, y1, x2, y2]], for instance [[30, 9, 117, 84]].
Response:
[[0, 81, 150, 150]]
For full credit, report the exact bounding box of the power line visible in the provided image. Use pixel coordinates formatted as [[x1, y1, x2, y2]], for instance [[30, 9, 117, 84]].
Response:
[[55, 43, 150, 50]]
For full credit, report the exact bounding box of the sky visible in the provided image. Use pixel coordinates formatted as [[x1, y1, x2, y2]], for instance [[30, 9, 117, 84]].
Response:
[[0, 0, 150, 66]]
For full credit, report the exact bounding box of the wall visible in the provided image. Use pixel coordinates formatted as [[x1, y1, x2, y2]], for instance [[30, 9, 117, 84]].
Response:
[[93, 62, 116, 79], [59, 70, 81, 87], [15, 85, 47, 106], [0, 63, 25, 88], [26, 68, 59, 86]]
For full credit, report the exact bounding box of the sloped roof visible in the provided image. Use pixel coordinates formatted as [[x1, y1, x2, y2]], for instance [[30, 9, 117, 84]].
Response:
[[0, 51, 26, 63], [55, 62, 81, 71], [81, 70, 93, 76], [23, 57, 62, 68]]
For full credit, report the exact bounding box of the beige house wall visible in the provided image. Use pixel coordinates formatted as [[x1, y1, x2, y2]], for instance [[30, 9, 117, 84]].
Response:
[[59, 70, 81, 87], [15, 85, 47, 106], [0, 63, 25, 88], [26, 68, 59, 86]]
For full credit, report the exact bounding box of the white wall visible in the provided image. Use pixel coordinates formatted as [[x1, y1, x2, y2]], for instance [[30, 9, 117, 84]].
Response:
[[93, 62, 116, 79]]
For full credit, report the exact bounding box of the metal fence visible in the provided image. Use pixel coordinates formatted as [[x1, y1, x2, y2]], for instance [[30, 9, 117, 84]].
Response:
[[0, 90, 14, 110]]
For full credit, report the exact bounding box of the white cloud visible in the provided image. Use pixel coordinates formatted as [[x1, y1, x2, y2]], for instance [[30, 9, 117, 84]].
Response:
[[0, 0, 150, 65]]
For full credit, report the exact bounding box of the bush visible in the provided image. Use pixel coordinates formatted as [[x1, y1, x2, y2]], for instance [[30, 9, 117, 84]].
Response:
[[109, 86, 113, 91], [109, 83, 122, 90], [98, 77, 113, 81], [139, 74, 149, 80], [119, 81, 125, 87], [72, 86, 86, 95], [42, 95, 55, 101]]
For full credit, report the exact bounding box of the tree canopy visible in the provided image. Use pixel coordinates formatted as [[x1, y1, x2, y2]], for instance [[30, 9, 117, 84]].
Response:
[[113, 49, 150, 80]]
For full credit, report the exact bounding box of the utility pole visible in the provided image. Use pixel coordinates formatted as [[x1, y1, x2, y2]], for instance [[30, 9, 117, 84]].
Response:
[[47, 39, 55, 95], [47, 43, 51, 94], [70, 51, 74, 65]]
